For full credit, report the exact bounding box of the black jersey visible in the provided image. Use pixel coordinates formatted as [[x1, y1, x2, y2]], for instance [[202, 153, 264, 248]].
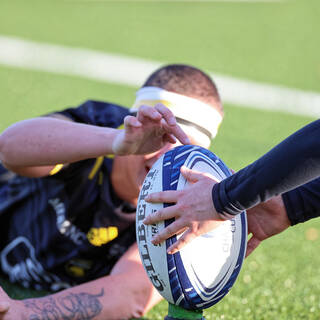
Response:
[[0, 100, 136, 291], [212, 119, 320, 224]]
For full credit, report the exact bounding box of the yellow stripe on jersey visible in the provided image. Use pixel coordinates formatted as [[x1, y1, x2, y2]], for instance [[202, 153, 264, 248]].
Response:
[[49, 164, 64, 176], [67, 265, 85, 277], [98, 171, 104, 185], [87, 227, 118, 247], [88, 156, 104, 180]]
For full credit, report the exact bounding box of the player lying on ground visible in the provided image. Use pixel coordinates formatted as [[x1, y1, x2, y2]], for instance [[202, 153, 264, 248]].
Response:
[[0, 64, 224, 319], [144, 120, 320, 256]]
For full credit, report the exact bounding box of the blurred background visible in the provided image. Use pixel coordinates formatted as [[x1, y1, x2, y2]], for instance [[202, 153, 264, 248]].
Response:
[[0, 0, 319, 319]]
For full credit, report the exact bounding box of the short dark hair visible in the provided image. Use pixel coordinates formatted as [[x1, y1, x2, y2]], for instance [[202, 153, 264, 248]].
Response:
[[143, 64, 223, 115]]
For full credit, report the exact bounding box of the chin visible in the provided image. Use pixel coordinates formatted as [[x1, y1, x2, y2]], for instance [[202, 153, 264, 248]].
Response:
[[136, 169, 149, 191]]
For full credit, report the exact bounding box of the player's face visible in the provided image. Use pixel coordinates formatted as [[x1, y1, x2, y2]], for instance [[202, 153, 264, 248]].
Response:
[[111, 143, 174, 206], [111, 134, 205, 206]]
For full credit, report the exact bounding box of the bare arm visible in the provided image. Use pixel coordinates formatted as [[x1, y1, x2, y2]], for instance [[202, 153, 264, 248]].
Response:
[[0, 104, 189, 178], [0, 116, 118, 174], [0, 244, 162, 320]]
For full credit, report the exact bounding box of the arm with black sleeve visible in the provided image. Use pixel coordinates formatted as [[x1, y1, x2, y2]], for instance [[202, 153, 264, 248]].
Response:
[[143, 119, 320, 255], [282, 177, 320, 225], [213, 119, 320, 220]]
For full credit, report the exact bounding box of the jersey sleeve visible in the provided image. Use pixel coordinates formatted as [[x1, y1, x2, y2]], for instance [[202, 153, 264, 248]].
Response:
[[53, 100, 130, 128], [212, 119, 320, 217]]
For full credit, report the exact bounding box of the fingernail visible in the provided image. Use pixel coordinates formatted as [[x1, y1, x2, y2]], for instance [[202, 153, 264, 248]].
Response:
[[181, 166, 189, 173], [169, 117, 176, 126], [153, 112, 161, 120]]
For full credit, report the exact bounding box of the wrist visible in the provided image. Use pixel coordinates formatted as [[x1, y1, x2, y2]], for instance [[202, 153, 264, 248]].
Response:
[[212, 181, 244, 219], [270, 195, 291, 228], [212, 183, 236, 220], [111, 129, 127, 155], [211, 184, 227, 220]]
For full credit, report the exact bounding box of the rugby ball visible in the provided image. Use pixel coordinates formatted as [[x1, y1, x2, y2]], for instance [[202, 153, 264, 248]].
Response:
[[136, 145, 247, 310]]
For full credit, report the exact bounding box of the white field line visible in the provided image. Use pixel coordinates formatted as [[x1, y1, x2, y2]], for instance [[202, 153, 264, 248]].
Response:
[[66, 0, 285, 2], [0, 35, 319, 118]]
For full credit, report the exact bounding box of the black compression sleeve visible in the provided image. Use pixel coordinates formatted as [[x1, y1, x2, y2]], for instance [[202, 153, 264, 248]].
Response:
[[282, 177, 320, 225], [213, 119, 320, 216]]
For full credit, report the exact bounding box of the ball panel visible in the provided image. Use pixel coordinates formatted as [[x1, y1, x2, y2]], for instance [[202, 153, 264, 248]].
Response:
[[169, 148, 240, 309], [136, 159, 175, 304], [136, 145, 247, 310], [162, 146, 196, 309]]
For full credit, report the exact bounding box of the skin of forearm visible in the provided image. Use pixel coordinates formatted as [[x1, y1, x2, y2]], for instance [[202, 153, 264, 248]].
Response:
[[17, 287, 105, 320], [16, 283, 129, 320], [14, 271, 158, 320], [0, 118, 118, 167]]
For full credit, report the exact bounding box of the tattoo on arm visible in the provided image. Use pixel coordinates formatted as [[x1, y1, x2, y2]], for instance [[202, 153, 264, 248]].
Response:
[[23, 288, 104, 320]]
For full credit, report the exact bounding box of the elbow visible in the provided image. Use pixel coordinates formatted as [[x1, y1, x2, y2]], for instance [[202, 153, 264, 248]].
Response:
[[0, 132, 13, 166], [0, 133, 7, 164], [0, 123, 25, 167]]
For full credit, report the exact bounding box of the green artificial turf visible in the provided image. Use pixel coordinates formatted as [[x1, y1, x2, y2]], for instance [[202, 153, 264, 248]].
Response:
[[0, 0, 319, 318]]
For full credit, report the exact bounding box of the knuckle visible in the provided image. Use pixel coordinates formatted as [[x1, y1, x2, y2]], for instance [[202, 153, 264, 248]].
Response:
[[177, 190, 186, 199], [166, 224, 174, 234], [156, 209, 164, 220], [155, 103, 165, 110], [158, 193, 167, 202], [179, 237, 187, 245], [178, 202, 189, 212]]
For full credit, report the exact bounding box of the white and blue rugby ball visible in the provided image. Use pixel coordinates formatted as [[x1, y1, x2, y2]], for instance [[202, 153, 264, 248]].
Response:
[[136, 145, 247, 310]]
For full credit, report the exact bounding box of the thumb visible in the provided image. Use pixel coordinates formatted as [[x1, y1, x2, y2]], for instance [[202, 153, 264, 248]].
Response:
[[0, 301, 9, 313], [167, 229, 197, 254], [123, 115, 142, 133], [180, 166, 204, 183], [246, 236, 261, 258]]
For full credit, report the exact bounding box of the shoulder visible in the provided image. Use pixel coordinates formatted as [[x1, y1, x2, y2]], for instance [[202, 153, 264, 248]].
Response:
[[54, 100, 131, 128]]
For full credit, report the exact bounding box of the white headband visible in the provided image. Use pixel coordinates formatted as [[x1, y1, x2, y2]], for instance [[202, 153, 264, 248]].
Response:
[[131, 87, 222, 148]]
